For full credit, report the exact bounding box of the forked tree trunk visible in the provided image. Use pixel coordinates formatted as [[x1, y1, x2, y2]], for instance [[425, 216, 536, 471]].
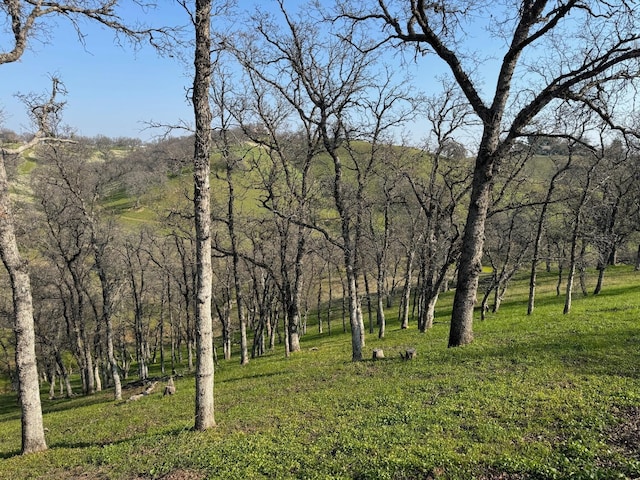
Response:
[[94, 253, 121, 400], [399, 250, 415, 329], [0, 154, 47, 454], [54, 349, 73, 398], [422, 293, 438, 331], [528, 156, 572, 315], [346, 267, 365, 361]]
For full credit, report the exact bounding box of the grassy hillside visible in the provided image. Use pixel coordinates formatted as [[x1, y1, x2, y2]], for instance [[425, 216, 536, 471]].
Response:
[[0, 267, 638, 479]]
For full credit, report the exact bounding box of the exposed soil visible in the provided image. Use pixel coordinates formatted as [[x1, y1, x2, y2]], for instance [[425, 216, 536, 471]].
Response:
[[155, 470, 206, 480], [44, 467, 207, 480], [607, 405, 640, 459]]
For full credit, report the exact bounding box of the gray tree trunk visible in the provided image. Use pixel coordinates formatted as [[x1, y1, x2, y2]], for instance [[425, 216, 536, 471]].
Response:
[[193, 0, 215, 431], [55, 349, 73, 398], [346, 266, 365, 361], [377, 275, 386, 339], [95, 252, 121, 400], [422, 293, 438, 331], [449, 158, 493, 346], [528, 156, 572, 315], [399, 249, 415, 329], [0, 153, 47, 454]]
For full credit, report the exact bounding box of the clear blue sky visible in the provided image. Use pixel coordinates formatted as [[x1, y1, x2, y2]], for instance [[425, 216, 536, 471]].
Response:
[[1, 2, 195, 141], [0, 1, 496, 143]]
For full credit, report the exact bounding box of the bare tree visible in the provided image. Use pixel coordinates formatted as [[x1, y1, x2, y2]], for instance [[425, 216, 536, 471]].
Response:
[[527, 144, 574, 314], [589, 140, 639, 294], [226, 71, 319, 357], [208, 58, 250, 365], [229, 2, 416, 360], [405, 86, 472, 331], [122, 231, 151, 382], [563, 142, 603, 314], [35, 159, 97, 396], [365, 174, 395, 338], [38, 141, 125, 399], [1, 0, 177, 454], [0, 79, 66, 454], [481, 208, 534, 319], [340, 0, 640, 346], [188, 0, 215, 431]]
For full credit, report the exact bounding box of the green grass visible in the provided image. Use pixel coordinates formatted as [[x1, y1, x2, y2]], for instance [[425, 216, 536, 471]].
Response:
[[0, 267, 639, 479]]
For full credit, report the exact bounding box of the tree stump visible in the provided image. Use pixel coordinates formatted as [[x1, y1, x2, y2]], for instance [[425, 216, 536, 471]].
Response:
[[400, 348, 417, 361], [163, 377, 176, 396], [372, 348, 385, 360]]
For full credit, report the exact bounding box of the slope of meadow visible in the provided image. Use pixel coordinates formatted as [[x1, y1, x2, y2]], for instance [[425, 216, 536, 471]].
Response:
[[0, 267, 638, 479]]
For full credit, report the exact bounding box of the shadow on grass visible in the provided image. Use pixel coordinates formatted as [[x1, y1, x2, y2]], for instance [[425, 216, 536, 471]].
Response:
[[40, 393, 116, 416], [217, 370, 286, 385], [0, 448, 20, 459], [0, 393, 19, 420], [460, 326, 640, 380]]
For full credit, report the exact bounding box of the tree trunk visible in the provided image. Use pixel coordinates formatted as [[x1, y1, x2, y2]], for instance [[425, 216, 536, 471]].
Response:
[[159, 284, 166, 375], [326, 264, 333, 335], [80, 326, 95, 395], [399, 250, 414, 329], [594, 266, 605, 295], [287, 225, 307, 353], [528, 156, 571, 315], [363, 272, 373, 334], [449, 158, 493, 347], [317, 278, 323, 334], [47, 363, 56, 400], [94, 364, 102, 392], [480, 277, 495, 322], [346, 267, 365, 361], [0, 154, 47, 454], [564, 261, 576, 314], [556, 263, 563, 296], [55, 349, 73, 398], [94, 253, 121, 400], [376, 273, 386, 339], [565, 157, 598, 313], [226, 156, 248, 366], [564, 219, 581, 314], [422, 293, 438, 331], [193, 0, 215, 431]]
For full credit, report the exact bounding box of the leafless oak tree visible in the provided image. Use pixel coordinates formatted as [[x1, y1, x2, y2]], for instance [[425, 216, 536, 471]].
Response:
[[188, 0, 215, 430], [340, 0, 640, 346], [1, 0, 178, 454]]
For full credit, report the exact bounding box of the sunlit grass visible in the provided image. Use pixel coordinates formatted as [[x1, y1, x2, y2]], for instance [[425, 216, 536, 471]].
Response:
[[0, 266, 638, 479]]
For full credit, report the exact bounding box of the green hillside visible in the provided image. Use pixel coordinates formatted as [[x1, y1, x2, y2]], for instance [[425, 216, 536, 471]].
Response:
[[0, 267, 638, 479]]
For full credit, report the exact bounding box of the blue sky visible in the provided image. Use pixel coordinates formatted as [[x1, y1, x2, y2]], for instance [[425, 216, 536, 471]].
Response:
[[0, 1, 495, 143], [1, 2, 194, 141]]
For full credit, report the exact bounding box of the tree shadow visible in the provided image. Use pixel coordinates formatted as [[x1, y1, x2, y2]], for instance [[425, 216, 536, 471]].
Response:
[[461, 326, 640, 380]]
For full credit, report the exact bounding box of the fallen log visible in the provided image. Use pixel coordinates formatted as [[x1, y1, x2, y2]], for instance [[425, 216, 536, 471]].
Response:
[[127, 381, 158, 402]]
